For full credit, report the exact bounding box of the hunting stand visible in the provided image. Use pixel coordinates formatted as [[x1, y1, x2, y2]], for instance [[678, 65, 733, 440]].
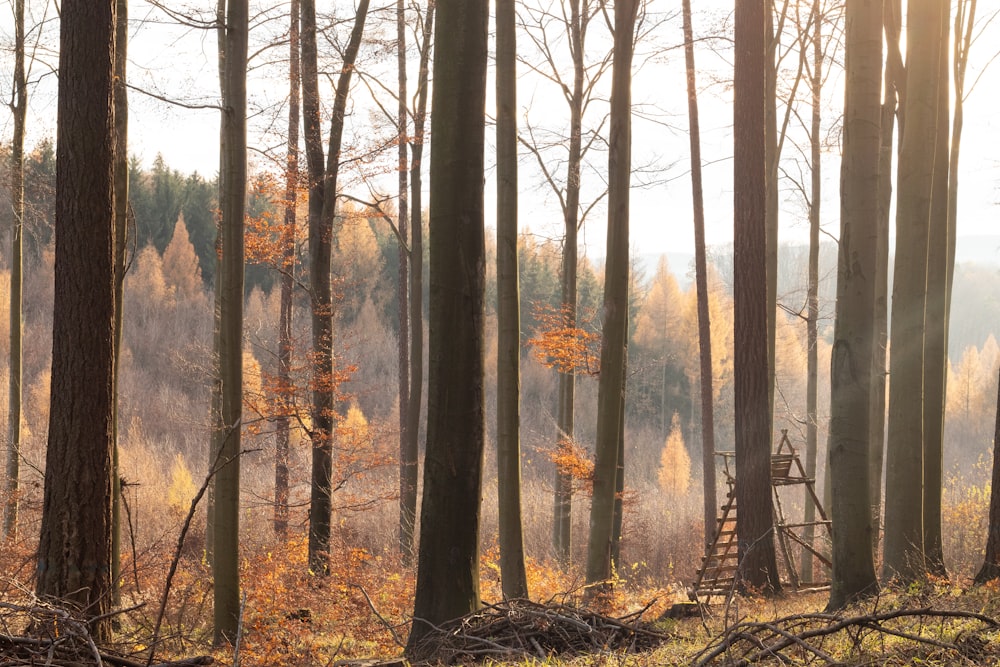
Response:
[[692, 429, 832, 602]]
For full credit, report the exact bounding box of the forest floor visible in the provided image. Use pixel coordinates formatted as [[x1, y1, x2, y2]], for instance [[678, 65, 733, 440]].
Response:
[[5, 533, 1000, 666]]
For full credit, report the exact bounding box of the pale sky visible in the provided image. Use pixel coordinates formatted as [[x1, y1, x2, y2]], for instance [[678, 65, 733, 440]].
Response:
[[3, 0, 999, 262]]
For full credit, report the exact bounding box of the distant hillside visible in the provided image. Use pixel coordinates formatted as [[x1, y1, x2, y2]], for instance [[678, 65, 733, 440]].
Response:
[[637, 235, 1000, 361]]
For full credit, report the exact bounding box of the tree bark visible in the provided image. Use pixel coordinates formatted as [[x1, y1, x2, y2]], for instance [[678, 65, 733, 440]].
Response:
[[275, 0, 300, 540], [870, 0, 902, 554], [734, 0, 780, 596], [585, 0, 637, 593], [305, 0, 370, 574], [765, 2, 778, 441], [680, 0, 717, 550], [405, 0, 488, 653], [552, 0, 588, 567], [110, 0, 128, 608], [4, 0, 26, 541], [213, 0, 248, 645], [403, 0, 434, 567], [825, 0, 881, 611], [883, 0, 943, 583], [922, 0, 951, 578], [496, 0, 529, 600], [37, 0, 117, 641], [395, 0, 411, 560], [801, 0, 821, 585]]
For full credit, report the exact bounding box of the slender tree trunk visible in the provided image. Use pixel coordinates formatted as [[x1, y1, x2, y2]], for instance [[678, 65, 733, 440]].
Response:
[[974, 365, 1000, 585], [734, 0, 780, 595], [4, 0, 26, 541], [395, 0, 412, 560], [680, 0, 717, 549], [206, 0, 227, 570], [305, 0, 370, 574], [922, 0, 951, 578], [275, 0, 300, 540], [110, 0, 128, 607], [496, 0, 529, 600], [765, 2, 778, 438], [825, 0, 881, 611], [883, 0, 943, 583], [610, 352, 627, 568], [213, 0, 248, 645], [801, 0, 821, 584], [871, 0, 902, 553], [403, 0, 434, 567], [585, 0, 637, 593], [37, 0, 117, 641], [553, 0, 586, 567], [300, 0, 325, 569], [405, 0, 488, 653], [948, 0, 975, 331]]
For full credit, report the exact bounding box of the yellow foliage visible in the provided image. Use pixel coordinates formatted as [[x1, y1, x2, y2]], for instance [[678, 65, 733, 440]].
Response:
[[633, 257, 684, 351], [339, 400, 369, 443], [658, 413, 691, 496], [166, 453, 196, 514], [162, 214, 203, 299]]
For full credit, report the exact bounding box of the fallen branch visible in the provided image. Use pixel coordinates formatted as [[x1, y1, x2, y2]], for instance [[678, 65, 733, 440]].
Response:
[[407, 598, 669, 664], [694, 606, 1000, 666]]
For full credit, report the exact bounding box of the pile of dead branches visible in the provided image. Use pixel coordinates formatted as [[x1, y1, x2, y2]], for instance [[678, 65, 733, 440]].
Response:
[[407, 599, 670, 664], [693, 606, 1000, 666], [0, 601, 213, 667]]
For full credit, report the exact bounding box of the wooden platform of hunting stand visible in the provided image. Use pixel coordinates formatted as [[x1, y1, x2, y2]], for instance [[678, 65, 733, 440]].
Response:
[[692, 430, 832, 603]]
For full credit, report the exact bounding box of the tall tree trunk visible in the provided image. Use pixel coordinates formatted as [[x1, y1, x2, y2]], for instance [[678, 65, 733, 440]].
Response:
[[610, 353, 627, 568], [403, 0, 434, 568], [680, 0, 717, 550], [765, 2, 778, 439], [801, 0, 821, 584], [405, 0, 488, 653], [37, 0, 117, 641], [306, 0, 370, 574], [922, 0, 950, 578], [871, 0, 902, 553], [553, 0, 587, 567], [948, 0, 975, 332], [111, 0, 128, 607], [213, 0, 248, 645], [496, 0, 529, 600], [974, 365, 1000, 585], [4, 0, 26, 541], [734, 0, 780, 595], [206, 0, 227, 570], [395, 0, 412, 560], [825, 0, 881, 611], [883, 0, 943, 583], [585, 0, 637, 593], [275, 0, 300, 540], [300, 0, 325, 569]]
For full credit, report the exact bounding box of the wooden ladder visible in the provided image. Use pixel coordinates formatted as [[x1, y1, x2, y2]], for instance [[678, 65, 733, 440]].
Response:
[[691, 430, 834, 603], [692, 490, 740, 600]]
